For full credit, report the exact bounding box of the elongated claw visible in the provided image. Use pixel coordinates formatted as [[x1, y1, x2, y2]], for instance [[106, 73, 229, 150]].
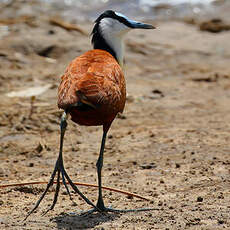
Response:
[[42, 170, 61, 216], [24, 163, 58, 221], [61, 169, 72, 200], [63, 169, 100, 211]]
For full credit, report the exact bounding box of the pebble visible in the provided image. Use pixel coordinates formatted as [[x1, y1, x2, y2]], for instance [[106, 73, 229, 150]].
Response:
[[140, 162, 156, 169], [197, 196, 203, 202]]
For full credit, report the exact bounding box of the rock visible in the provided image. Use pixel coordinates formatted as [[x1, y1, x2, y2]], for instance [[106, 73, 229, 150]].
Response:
[[197, 196, 203, 202], [200, 18, 230, 33]]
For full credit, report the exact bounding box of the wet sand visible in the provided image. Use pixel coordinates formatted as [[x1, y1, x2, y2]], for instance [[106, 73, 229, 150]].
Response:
[[0, 1, 230, 229]]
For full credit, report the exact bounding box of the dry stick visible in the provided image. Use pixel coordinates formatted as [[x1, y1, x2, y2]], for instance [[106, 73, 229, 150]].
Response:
[[0, 181, 150, 201], [49, 18, 88, 36], [0, 15, 33, 25], [28, 96, 36, 119]]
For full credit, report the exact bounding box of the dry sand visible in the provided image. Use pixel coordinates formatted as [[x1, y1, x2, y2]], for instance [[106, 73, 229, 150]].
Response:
[[0, 1, 230, 229]]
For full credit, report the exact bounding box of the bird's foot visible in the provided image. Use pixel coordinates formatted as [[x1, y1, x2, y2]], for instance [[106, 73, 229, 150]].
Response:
[[24, 156, 98, 220]]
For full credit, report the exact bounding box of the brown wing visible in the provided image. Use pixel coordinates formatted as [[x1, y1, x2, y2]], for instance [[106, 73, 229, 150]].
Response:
[[58, 49, 126, 113]]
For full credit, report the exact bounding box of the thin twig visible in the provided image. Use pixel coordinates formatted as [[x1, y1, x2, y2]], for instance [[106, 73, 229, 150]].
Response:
[[0, 181, 150, 201], [0, 15, 34, 25], [28, 96, 36, 119], [49, 18, 88, 35]]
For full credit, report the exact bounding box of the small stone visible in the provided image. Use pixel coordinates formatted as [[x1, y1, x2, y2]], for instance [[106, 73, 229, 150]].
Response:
[[140, 162, 156, 169], [197, 196, 203, 202], [35, 143, 43, 153], [127, 195, 133, 200], [218, 220, 224, 225], [28, 162, 34, 167], [175, 163, 180, 168], [158, 201, 163, 206], [0, 218, 6, 224], [48, 29, 55, 35]]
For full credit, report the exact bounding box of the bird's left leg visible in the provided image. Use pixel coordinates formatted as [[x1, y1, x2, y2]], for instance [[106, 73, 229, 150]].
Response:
[[96, 130, 107, 211], [24, 112, 68, 220], [25, 112, 98, 220]]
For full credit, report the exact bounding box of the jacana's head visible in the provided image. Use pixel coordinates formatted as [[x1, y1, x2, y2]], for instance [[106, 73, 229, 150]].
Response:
[[91, 10, 155, 66]]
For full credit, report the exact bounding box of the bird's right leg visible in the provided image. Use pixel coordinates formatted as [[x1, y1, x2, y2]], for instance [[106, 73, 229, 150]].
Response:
[[24, 111, 98, 220]]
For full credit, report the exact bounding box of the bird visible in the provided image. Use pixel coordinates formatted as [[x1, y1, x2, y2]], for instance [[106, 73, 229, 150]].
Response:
[[25, 10, 155, 219]]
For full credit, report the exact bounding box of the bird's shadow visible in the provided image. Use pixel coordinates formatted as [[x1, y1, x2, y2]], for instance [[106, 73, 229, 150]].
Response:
[[52, 211, 121, 229]]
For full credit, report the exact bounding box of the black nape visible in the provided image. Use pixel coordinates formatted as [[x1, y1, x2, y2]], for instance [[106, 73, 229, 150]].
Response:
[[91, 22, 118, 62]]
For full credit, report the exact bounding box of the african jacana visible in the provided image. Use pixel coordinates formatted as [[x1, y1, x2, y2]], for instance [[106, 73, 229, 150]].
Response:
[[26, 10, 155, 218]]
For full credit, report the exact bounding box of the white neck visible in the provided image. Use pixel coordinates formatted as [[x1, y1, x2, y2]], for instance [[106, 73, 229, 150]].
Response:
[[102, 32, 124, 65], [99, 18, 130, 66]]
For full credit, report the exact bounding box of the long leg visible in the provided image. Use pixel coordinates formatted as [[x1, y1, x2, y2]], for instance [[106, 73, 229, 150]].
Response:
[[24, 112, 98, 221], [95, 130, 155, 212], [80, 126, 156, 216], [96, 130, 107, 210], [79, 129, 108, 216]]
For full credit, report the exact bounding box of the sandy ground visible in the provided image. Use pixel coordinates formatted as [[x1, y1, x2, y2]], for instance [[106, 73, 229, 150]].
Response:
[[0, 1, 230, 229]]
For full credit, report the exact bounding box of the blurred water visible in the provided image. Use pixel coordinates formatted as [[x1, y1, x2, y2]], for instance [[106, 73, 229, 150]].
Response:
[[141, 0, 214, 5], [0, 0, 225, 21], [37, 0, 219, 21]]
